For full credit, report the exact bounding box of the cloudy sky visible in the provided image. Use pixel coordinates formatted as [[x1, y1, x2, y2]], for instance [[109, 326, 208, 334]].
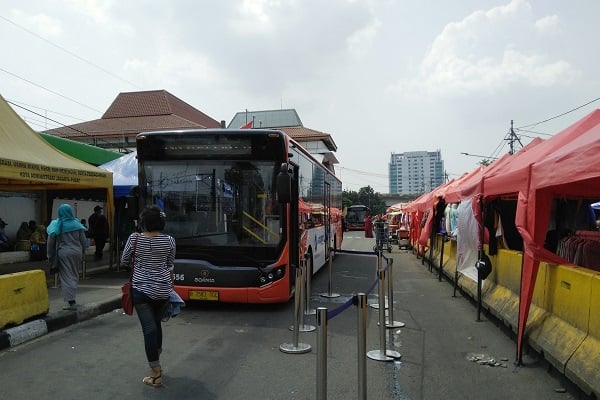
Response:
[[1, 0, 599, 193]]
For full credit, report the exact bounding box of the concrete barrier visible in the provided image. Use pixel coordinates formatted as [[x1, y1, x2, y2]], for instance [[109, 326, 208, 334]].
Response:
[[0, 251, 30, 264], [428, 238, 600, 398], [0, 270, 49, 329], [564, 271, 600, 397]]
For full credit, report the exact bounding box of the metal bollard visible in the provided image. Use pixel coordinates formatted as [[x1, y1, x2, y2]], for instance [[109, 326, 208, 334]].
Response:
[[439, 234, 445, 282], [385, 258, 405, 329], [320, 247, 340, 298], [369, 251, 388, 310], [305, 254, 316, 316], [316, 307, 328, 400], [290, 259, 315, 332], [367, 267, 399, 361], [357, 293, 367, 400], [280, 265, 311, 354]]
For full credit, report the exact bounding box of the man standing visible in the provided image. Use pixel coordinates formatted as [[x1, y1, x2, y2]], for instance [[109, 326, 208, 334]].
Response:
[[88, 205, 109, 260]]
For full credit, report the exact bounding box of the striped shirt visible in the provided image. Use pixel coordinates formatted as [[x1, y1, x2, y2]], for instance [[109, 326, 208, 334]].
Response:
[[121, 232, 176, 300]]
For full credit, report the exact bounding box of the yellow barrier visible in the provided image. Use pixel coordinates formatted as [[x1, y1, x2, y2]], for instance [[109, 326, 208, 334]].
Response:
[[0, 270, 49, 329], [564, 272, 600, 397], [431, 239, 600, 397]]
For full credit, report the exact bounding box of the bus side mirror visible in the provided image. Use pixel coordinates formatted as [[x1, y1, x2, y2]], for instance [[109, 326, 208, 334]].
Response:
[[277, 163, 291, 204]]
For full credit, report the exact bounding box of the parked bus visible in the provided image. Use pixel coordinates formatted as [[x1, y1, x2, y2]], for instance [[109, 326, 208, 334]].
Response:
[[135, 129, 343, 303], [345, 205, 370, 231]]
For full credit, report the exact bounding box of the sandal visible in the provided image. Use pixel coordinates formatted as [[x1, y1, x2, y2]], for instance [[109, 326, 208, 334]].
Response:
[[142, 373, 162, 388]]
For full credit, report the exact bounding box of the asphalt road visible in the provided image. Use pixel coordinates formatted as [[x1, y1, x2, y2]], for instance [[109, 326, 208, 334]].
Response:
[[0, 232, 588, 399]]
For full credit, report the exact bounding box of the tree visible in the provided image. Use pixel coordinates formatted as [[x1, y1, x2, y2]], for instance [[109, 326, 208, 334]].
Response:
[[342, 185, 387, 216]]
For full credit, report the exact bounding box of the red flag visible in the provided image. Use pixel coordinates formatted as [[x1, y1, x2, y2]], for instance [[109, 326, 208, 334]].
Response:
[[240, 120, 253, 129]]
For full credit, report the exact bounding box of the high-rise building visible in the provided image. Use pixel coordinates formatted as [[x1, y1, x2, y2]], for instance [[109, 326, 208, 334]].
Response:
[[389, 150, 445, 195]]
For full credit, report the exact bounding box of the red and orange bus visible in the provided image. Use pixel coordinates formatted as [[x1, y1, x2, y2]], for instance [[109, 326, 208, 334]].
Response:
[[345, 204, 370, 230], [135, 129, 343, 303]]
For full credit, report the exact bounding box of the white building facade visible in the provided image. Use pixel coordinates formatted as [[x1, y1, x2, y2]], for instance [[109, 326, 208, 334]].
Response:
[[389, 150, 445, 195]]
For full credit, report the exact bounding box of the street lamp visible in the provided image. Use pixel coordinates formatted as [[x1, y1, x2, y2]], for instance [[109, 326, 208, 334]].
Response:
[[460, 152, 498, 160]]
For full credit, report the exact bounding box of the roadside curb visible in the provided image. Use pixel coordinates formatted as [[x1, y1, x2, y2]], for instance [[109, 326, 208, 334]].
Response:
[[0, 295, 122, 351]]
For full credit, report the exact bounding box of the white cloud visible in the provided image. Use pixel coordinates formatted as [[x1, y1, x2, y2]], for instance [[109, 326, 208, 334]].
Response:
[[229, 0, 281, 34], [389, 0, 578, 96], [124, 41, 222, 89], [64, 0, 114, 24], [535, 15, 559, 34], [346, 17, 381, 56], [10, 10, 62, 37]]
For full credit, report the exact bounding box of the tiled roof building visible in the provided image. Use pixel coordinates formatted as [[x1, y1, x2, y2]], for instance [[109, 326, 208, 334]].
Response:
[[44, 90, 338, 173], [44, 90, 222, 151]]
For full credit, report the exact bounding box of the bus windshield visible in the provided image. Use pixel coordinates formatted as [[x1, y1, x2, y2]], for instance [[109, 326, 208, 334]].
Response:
[[141, 159, 282, 264]]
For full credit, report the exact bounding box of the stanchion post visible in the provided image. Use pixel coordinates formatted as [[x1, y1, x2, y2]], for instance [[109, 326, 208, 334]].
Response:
[[369, 251, 387, 310], [439, 234, 445, 282], [367, 267, 398, 361], [82, 257, 86, 280], [295, 258, 315, 332], [477, 268, 482, 322], [357, 293, 367, 399], [321, 247, 340, 298], [305, 254, 316, 316], [385, 258, 405, 329], [53, 272, 59, 288], [280, 265, 311, 354], [316, 307, 328, 400]]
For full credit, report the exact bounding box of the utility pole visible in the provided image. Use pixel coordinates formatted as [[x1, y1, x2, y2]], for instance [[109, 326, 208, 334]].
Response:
[[507, 120, 523, 155]]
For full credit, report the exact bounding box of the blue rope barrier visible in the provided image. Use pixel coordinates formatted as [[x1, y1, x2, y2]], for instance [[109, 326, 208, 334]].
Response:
[[335, 249, 377, 257], [320, 250, 391, 321], [327, 295, 355, 320]]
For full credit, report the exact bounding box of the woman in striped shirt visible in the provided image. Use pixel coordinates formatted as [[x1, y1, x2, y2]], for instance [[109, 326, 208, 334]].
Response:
[[121, 205, 176, 388]]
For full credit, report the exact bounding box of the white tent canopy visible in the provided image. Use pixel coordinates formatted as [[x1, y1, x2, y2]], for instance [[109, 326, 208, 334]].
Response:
[[98, 151, 137, 197]]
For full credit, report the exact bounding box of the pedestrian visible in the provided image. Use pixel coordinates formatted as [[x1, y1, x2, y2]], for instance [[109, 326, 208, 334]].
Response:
[[30, 224, 48, 245], [46, 204, 88, 310], [30, 223, 48, 261], [16, 221, 33, 241], [0, 217, 12, 252], [88, 205, 109, 260], [364, 214, 373, 238], [120, 205, 176, 388]]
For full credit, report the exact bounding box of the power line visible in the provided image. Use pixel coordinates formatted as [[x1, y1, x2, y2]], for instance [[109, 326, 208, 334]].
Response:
[[7, 98, 88, 123], [0, 67, 103, 113], [0, 15, 141, 90], [7, 100, 122, 150], [514, 128, 553, 137], [516, 97, 600, 130], [337, 166, 388, 178]]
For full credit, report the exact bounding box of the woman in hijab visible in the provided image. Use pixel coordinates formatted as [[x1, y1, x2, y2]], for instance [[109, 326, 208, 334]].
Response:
[[47, 204, 88, 310]]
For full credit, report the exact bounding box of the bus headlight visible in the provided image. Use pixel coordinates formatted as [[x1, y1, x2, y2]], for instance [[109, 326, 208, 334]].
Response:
[[259, 265, 286, 286]]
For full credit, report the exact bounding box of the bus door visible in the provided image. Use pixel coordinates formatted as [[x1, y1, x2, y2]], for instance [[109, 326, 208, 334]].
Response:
[[324, 182, 331, 254], [289, 163, 300, 289]]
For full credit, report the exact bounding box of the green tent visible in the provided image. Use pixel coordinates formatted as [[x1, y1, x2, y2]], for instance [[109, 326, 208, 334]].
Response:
[[38, 132, 123, 166]]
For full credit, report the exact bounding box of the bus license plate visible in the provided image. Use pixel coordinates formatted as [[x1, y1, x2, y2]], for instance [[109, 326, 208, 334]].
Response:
[[189, 290, 219, 301]]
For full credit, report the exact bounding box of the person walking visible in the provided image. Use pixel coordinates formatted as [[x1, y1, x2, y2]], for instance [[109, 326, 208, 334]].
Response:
[[88, 205, 109, 260], [46, 204, 88, 310], [120, 205, 176, 388]]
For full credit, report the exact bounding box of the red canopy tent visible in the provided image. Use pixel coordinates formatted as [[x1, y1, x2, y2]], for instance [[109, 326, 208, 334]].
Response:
[[479, 109, 600, 363], [512, 110, 600, 362]]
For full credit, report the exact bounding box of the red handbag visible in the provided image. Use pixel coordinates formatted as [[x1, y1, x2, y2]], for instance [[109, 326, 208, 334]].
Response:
[[121, 281, 133, 315], [121, 234, 139, 315]]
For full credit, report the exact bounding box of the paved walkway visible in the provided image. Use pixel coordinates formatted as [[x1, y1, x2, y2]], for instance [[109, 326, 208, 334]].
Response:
[[0, 254, 125, 350]]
